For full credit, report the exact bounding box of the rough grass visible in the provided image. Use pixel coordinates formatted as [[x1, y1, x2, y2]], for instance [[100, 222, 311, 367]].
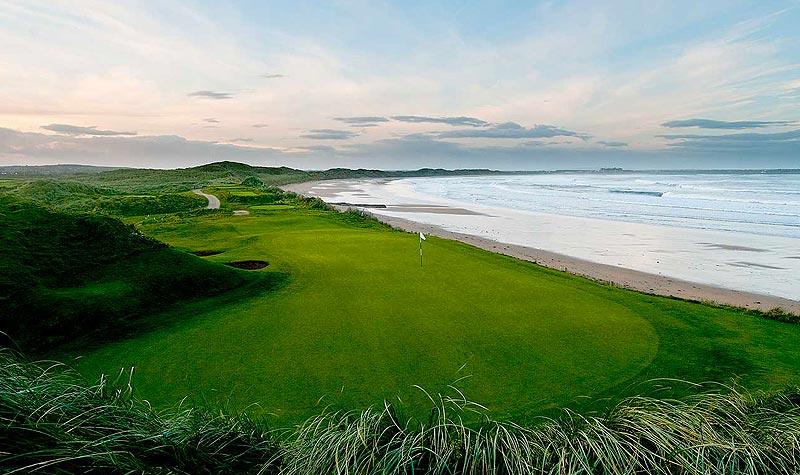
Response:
[[0, 349, 280, 474], [3, 349, 800, 474], [6, 180, 207, 216]]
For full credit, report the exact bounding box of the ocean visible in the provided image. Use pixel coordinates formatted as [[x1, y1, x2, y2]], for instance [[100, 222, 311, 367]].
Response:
[[402, 172, 800, 239]]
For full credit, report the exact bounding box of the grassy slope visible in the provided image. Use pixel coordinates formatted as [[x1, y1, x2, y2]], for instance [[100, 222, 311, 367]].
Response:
[[73, 200, 800, 425], [0, 196, 273, 352], [9, 179, 207, 216]]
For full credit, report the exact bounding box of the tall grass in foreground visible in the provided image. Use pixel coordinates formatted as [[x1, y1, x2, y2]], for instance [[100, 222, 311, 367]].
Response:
[[2, 348, 800, 474]]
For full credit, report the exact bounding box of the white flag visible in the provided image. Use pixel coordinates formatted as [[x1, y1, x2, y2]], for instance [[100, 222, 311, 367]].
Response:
[[419, 232, 426, 241]]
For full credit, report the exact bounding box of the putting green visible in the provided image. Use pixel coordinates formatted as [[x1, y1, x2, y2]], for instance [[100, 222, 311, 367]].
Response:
[[74, 208, 800, 424]]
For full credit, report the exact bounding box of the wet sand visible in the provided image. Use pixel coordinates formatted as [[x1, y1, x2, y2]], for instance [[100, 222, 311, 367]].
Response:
[[283, 180, 800, 314]]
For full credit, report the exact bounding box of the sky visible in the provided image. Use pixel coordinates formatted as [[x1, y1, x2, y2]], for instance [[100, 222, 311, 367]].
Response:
[[0, 0, 799, 170]]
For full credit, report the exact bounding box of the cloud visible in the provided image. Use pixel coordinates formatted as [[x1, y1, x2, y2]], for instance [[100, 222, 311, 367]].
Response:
[[433, 122, 590, 140], [252, 123, 269, 128], [4, 125, 798, 170], [659, 129, 800, 154], [297, 144, 338, 153], [661, 119, 794, 129], [391, 116, 489, 127], [0, 127, 283, 167], [187, 90, 234, 100], [260, 73, 285, 79], [41, 124, 137, 136], [597, 141, 628, 147], [300, 129, 359, 140], [203, 118, 219, 123], [660, 129, 800, 142], [333, 116, 389, 126], [522, 140, 576, 147], [228, 138, 254, 143]]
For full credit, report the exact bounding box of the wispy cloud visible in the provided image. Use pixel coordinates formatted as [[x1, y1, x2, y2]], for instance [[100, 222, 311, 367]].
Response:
[[662, 119, 794, 129], [660, 128, 800, 154], [41, 124, 137, 136], [252, 123, 269, 128], [333, 116, 389, 126], [391, 116, 489, 127], [433, 122, 590, 140], [598, 141, 628, 147], [187, 90, 235, 100], [229, 138, 254, 143], [300, 129, 359, 140], [660, 129, 800, 142], [260, 73, 285, 79], [203, 118, 220, 123], [0, 127, 281, 167]]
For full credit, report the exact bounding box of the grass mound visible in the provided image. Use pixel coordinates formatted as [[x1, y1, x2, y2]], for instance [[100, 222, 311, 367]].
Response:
[[9, 180, 206, 216], [0, 197, 264, 351], [2, 349, 800, 474]]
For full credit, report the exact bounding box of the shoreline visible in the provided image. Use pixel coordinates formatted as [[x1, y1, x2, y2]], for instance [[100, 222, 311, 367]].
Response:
[[283, 180, 800, 315]]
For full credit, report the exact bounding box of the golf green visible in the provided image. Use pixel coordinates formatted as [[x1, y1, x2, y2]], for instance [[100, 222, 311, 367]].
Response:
[[74, 207, 800, 424]]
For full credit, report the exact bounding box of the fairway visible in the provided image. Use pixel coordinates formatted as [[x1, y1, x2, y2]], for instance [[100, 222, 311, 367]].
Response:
[[73, 206, 800, 424]]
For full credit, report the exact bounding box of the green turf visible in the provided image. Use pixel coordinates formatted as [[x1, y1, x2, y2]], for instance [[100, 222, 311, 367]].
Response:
[[70, 204, 800, 425]]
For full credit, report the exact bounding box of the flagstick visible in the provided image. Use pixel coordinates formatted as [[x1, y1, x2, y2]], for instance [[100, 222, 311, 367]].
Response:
[[419, 232, 426, 268]]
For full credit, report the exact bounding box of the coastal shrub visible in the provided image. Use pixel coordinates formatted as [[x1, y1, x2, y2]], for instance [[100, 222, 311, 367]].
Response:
[[241, 175, 267, 188], [296, 195, 331, 210], [5, 180, 207, 216], [206, 184, 289, 206], [764, 307, 800, 323], [336, 208, 391, 229], [93, 192, 207, 216], [3, 348, 800, 474]]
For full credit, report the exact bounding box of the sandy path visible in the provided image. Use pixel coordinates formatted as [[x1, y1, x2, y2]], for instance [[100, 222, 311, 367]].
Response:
[[282, 181, 800, 315], [193, 189, 220, 209]]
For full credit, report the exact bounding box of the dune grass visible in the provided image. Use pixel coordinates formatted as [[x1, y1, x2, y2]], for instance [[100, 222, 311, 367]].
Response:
[[69, 198, 800, 425], [4, 348, 800, 474], [7, 180, 207, 216]]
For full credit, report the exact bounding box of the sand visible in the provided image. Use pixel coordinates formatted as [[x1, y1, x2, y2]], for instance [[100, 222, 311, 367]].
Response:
[[283, 180, 800, 315]]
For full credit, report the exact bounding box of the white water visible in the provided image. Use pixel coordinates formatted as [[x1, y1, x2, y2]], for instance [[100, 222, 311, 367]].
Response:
[[305, 173, 800, 301]]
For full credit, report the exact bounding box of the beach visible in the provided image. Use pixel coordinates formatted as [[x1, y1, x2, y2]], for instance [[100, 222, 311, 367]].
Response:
[[284, 177, 800, 314]]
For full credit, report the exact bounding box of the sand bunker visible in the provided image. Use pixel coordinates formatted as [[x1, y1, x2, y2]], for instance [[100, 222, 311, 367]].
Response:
[[225, 260, 269, 270]]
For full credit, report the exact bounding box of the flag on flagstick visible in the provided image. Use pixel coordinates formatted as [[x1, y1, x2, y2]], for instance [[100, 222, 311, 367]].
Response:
[[419, 232, 426, 267]]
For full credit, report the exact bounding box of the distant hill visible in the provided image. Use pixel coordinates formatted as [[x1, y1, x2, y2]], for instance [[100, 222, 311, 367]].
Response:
[[0, 164, 123, 176], [0, 161, 516, 193], [5, 162, 798, 196]]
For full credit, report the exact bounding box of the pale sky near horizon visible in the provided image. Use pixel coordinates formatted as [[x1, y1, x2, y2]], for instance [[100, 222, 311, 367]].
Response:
[[1, 0, 799, 170]]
